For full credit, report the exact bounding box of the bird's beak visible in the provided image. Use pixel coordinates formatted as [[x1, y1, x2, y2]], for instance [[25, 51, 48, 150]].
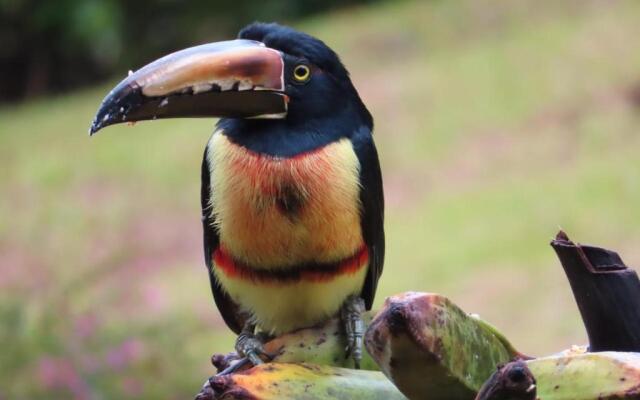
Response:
[[89, 39, 287, 135]]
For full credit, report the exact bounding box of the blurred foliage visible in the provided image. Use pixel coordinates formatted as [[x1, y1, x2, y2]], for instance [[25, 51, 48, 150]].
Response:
[[1, 0, 640, 399], [0, 0, 377, 102]]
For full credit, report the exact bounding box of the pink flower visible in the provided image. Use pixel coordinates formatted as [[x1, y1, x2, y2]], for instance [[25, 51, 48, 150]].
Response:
[[73, 313, 100, 339], [105, 338, 145, 370], [37, 356, 90, 399]]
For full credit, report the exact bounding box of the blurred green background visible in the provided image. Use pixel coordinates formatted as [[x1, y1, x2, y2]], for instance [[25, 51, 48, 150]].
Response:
[[2, 0, 640, 398]]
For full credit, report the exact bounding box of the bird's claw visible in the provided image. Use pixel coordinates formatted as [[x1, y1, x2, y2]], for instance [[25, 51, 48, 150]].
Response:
[[209, 328, 274, 377], [341, 295, 366, 369], [215, 357, 253, 376], [236, 330, 274, 366]]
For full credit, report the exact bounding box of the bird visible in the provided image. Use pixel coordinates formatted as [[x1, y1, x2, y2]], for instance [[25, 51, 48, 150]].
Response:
[[89, 22, 384, 371]]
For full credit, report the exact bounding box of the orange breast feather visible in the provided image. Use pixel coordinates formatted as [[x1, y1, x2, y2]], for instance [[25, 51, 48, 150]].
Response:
[[207, 132, 364, 269]]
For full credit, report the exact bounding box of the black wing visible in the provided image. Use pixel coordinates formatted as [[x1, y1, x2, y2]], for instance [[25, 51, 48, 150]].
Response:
[[201, 144, 245, 334], [351, 127, 385, 310]]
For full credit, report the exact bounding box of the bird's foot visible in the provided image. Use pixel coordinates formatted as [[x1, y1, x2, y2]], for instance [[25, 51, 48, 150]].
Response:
[[341, 295, 366, 369], [215, 330, 272, 376], [236, 330, 271, 366]]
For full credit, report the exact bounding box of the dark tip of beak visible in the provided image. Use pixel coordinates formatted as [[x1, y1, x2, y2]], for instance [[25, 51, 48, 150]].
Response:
[[89, 85, 143, 136]]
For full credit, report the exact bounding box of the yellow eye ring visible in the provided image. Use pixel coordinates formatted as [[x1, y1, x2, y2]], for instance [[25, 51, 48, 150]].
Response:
[[293, 65, 311, 83]]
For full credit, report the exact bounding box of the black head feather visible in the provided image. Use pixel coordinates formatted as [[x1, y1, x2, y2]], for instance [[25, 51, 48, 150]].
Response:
[[219, 22, 373, 157], [239, 22, 350, 84]]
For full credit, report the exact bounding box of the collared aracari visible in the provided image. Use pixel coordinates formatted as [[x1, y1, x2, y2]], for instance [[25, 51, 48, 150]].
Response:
[[90, 22, 384, 370]]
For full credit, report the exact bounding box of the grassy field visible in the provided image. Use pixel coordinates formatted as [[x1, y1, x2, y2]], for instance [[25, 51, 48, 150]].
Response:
[[2, 0, 640, 398]]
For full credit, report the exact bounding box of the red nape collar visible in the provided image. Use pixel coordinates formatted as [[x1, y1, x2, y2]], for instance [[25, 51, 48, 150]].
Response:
[[213, 246, 369, 284]]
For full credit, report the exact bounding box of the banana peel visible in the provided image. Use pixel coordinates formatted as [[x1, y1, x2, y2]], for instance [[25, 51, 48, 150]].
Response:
[[204, 291, 525, 399], [477, 352, 640, 400], [530, 351, 640, 399], [205, 291, 640, 400], [263, 315, 379, 370], [197, 362, 406, 400], [364, 292, 525, 400], [210, 315, 379, 374]]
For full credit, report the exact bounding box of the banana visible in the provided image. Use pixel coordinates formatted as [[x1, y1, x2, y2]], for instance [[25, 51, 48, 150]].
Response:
[[264, 314, 379, 370], [364, 292, 525, 400], [198, 363, 406, 400], [529, 351, 640, 399], [477, 352, 640, 400], [205, 292, 523, 399]]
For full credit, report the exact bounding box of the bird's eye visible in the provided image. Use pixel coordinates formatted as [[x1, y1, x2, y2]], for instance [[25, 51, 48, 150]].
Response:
[[293, 65, 311, 83]]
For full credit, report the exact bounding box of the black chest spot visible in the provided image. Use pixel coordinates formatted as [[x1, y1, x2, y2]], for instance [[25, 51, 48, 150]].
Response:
[[275, 185, 306, 216]]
